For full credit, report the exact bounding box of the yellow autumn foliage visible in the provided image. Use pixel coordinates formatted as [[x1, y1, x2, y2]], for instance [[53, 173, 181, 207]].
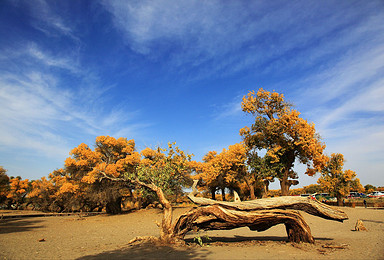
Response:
[[195, 143, 247, 195], [240, 88, 327, 195], [318, 153, 363, 204], [7, 177, 29, 199]]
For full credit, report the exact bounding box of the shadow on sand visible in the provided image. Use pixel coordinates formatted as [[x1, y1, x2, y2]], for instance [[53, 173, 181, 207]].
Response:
[[77, 242, 211, 260], [360, 219, 383, 224], [78, 234, 333, 259], [0, 218, 45, 234], [185, 235, 333, 244]]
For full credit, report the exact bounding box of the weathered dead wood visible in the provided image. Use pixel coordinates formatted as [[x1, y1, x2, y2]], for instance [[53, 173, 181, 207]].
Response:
[[354, 219, 367, 231], [171, 205, 315, 243], [322, 244, 349, 249], [167, 181, 348, 244], [188, 194, 347, 222], [187, 181, 347, 222]]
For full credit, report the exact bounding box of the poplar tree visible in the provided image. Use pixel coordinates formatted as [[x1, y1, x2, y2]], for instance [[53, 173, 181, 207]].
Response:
[[240, 88, 327, 195]]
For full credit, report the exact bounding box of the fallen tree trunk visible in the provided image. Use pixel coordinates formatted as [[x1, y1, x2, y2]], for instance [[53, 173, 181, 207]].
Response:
[[187, 193, 348, 222], [162, 181, 348, 244], [171, 205, 315, 243]]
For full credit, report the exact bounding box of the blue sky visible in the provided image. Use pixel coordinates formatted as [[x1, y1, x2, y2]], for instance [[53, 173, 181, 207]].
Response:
[[0, 0, 383, 189]]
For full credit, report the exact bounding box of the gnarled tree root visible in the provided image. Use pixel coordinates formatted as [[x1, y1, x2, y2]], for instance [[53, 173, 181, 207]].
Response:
[[170, 205, 315, 243]]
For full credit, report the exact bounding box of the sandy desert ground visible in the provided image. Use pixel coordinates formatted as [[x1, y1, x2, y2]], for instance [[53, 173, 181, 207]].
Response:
[[0, 206, 383, 259]]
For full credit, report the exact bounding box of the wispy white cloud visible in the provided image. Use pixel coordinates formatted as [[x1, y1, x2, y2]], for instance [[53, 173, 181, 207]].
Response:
[[102, 0, 277, 73], [0, 75, 73, 158], [0, 41, 148, 161], [290, 28, 384, 135], [22, 0, 79, 41], [102, 0, 384, 81], [318, 82, 384, 131], [26, 44, 81, 74], [298, 46, 384, 108], [214, 98, 243, 120]]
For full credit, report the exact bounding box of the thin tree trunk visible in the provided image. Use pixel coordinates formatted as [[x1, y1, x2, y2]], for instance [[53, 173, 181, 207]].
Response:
[[154, 187, 173, 241], [245, 177, 256, 200], [337, 194, 343, 207], [280, 152, 296, 196], [280, 169, 290, 196], [132, 178, 175, 242], [262, 180, 269, 198], [211, 187, 216, 200], [221, 188, 226, 201], [249, 184, 256, 200]]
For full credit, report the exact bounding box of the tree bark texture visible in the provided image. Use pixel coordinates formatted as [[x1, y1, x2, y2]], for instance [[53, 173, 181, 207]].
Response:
[[131, 178, 174, 242], [169, 183, 348, 243], [210, 187, 216, 200], [171, 205, 315, 243], [280, 168, 291, 196], [187, 194, 348, 222], [337, 195, 343, 207], [244, 177, 256, 200], [221, 188, 226, 201], [262, 179, 269, 198]]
